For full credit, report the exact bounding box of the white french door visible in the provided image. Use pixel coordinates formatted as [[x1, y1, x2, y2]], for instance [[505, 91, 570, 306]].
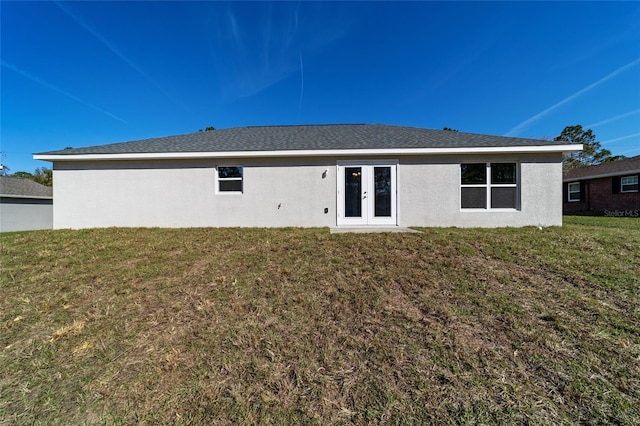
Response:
[[337, 161, 397, 226]]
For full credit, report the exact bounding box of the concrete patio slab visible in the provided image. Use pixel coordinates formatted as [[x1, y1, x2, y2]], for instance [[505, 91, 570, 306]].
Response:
[[330, 227, 421, 234]]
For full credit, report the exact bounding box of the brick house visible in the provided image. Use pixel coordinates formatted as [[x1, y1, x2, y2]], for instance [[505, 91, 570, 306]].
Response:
[[563, 155, 640, 217]]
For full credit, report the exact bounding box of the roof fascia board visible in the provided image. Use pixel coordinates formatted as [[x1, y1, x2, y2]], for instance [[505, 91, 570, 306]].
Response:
[[34, 144, 582, 162], [563, 168, 640, 182]]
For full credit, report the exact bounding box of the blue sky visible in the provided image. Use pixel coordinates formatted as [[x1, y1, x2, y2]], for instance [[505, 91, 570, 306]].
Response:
[[2, 1, 639, 173]]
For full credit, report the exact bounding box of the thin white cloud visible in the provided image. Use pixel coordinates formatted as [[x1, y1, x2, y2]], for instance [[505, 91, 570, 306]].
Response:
[[298, 51, 304, 111], [619, 147, 640, 155], [505, 57, 640, 136], [227, 7, 242, 49], [218, 4, 302, 99], [213, 2, 347, 99], [2, 60, 127, 123], [54, 1, 190, 112], [600, 132, 640, 145], [586, 109, 640, 128]]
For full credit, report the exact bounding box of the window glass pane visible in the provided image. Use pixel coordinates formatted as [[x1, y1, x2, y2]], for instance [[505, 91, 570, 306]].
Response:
[[461, 187, 486, 208], [218, 166, 242, 178], [374, 167, 391, 217], [491, 187, 516, 208], [621, 176, 638, 192], [345, 167, 362, 217], [568, 183, 580, 200], [461, 164, 486, 184], [568, 183, 579, 199], [491, 163, 516, 184], [219, 179, 243, 192]]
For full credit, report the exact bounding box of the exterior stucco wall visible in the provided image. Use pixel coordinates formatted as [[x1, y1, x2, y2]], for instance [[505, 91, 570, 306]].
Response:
[[52, 153, 563, 229], [53, 158, 337, 229], [397, 153, 563, 227], [0, 198, 53, 232]]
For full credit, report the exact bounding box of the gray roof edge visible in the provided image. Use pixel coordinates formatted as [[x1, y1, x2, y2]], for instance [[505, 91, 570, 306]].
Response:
[[34, 133, 181, 155], [34, 124, 573, 156], [0, 176, 53, 197], [563, 155, 640, 181], [0, 193, 53, 200], [563, 168, 640, 182]]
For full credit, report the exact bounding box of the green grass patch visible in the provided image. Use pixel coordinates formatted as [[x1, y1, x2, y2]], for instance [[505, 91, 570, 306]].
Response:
[[1, 217, 639, 424]]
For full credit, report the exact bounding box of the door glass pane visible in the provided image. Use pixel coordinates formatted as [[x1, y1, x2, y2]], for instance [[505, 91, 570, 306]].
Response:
[[345, 167, 362, 217], [374, 167, 391, 217]]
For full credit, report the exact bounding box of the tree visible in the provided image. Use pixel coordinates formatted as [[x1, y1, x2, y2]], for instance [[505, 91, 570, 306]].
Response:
[[8, 168, 52, 186], [12, 171, 34, 179], [11, 168, 53, 186], [32, 167, 53, 186], [0, 150, 7, 176], [443, 127, 459, 132], [199, 126, 215, 132], [555, 125, 625, 171]]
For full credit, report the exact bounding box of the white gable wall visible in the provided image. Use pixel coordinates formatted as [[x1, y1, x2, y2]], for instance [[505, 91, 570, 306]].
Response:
[[52, 153, 563, 229]]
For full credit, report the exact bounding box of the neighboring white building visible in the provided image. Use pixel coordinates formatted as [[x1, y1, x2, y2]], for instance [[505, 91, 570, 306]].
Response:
[[34, 124, 581, 229], [0, 176, 53, 232]]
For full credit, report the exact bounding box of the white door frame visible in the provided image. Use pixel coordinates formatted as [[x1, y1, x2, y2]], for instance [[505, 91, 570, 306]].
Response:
[[336, 160, 398, 226]]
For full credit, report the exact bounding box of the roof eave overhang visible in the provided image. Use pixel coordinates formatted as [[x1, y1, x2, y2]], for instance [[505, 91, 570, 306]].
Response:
[[563, 168, 640, 182], [0, 194, 53, 200], [34, 144, 582, 162]]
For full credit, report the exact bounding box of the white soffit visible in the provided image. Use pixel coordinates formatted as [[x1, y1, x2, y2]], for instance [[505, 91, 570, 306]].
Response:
[[34, 144, 583, 161]]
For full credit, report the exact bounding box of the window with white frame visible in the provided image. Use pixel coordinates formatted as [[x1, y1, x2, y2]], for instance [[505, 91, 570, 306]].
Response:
[[460, 163, 518, 209], [568, 182, 581, 202], [621, 175, 638, 193], [217, 166, 243, 193]]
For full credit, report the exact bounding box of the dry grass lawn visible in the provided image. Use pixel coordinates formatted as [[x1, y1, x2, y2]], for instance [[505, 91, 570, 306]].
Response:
[[1, 216, 639, 424]]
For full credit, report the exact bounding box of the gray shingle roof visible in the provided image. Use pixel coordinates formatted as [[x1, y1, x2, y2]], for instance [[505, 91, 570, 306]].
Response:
[[564, 155, 640, 181], [36, 124, 572, 156], [0, 177, 53, 198]]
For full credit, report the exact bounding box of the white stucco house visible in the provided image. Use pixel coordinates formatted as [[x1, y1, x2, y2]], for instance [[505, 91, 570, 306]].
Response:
[[0, 176, 53, 232], [34, 124, 581, 229]]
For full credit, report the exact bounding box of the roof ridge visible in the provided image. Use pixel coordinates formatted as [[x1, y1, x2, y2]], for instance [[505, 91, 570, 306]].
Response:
[[243, 123, 370, 128]]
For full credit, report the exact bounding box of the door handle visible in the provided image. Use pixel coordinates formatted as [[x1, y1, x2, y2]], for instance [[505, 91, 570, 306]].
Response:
[[363, 191, 367, 199]]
